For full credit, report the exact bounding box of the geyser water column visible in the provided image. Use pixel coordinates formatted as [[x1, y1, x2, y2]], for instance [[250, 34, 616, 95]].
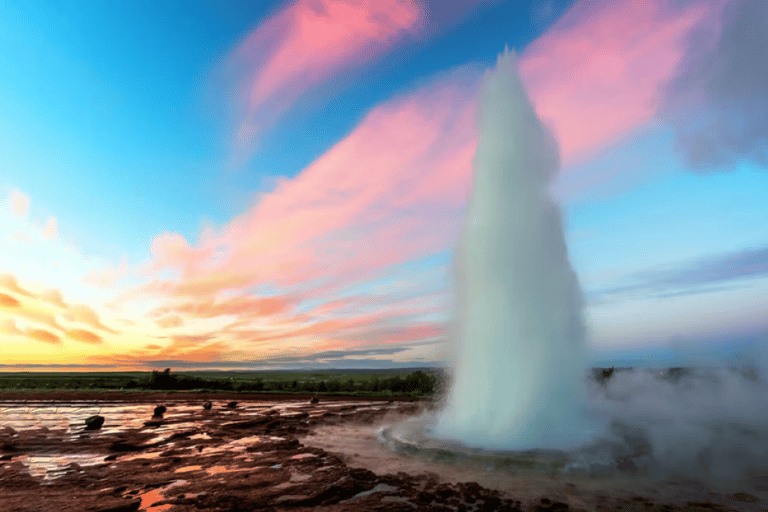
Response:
[[434, 48, 597, 451]]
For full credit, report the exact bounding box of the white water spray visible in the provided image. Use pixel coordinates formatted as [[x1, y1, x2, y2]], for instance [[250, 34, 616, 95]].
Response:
[[435, 48, 599, 450]]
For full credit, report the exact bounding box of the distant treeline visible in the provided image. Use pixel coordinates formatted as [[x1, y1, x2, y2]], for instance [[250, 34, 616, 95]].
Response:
[[0, 368, 439, 397], [142, 368, 437, 395]]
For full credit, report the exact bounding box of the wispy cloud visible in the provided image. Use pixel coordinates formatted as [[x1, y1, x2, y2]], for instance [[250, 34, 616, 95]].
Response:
[[520, 0, 714, 166], [66, 329, 103, 344], [225, 0, 424, 164], [28, 329, 62, 345], [592, 245, 768, 302]]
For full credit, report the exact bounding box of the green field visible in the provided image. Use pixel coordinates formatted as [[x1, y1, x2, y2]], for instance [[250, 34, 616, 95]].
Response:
[[0, 368, 442, 398]]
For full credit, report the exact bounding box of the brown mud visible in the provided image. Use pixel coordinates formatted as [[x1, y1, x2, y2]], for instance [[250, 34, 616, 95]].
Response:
[[0, 393, 764, 511]]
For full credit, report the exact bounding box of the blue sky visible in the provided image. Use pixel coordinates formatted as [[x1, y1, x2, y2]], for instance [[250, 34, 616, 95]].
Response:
[[0, 0, 765, 370]]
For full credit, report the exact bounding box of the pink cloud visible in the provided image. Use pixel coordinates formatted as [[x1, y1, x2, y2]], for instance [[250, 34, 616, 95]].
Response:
[[227, 0, 424, 163], [519, 0, 716, 166], [225, 0, 498, 165], [133, 69, 478, 307]]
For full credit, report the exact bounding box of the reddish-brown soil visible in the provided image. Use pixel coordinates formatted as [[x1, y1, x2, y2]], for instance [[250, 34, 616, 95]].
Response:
[[0, 394, 760, 511]]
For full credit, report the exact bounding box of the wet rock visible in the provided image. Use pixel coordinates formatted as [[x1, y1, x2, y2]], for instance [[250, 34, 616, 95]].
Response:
[[203, 401, 212, 410], [226, 401, 238, 409], [153, 405, 167, 417], [536, 497, 570, 511], [85, 415, 105, 430], [311, 396, 320, 404], [91, 498, 141, 511], [109, 441, 145, 452]]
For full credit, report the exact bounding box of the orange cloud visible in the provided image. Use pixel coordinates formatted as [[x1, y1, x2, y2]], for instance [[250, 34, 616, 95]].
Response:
[[0, 274, 34, 298], [520, 0, 714, 166], [64, 304, 119, 334], [88, 334, 227, 366], [155, 315, 183, 329], [0, 319, 23, 335], [66, 329, 103, 344], [28, 329, 61, 345], [7, 189, 29, 217], [0, 293, 20, 308], [41, 216, 57, 240], [156, 294, 295, 320], [40, 289, 68, 309]]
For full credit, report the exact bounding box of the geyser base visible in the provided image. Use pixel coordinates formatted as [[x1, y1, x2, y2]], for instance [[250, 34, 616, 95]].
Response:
[[379, 414, 622, 478]]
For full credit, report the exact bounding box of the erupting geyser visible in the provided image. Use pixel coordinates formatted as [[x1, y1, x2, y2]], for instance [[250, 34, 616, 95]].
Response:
[[434, 48, 599, 450]]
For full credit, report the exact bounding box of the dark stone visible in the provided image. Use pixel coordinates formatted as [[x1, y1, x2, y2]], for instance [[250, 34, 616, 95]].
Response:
[[311, 396, 320, 404], [226, 401, 238, 408], [203, 401, 212, 410], [85, 415, 105, 430], [153, 405, 167, 417], [109, 441, 145, 452], [91, 498, 141, 512]]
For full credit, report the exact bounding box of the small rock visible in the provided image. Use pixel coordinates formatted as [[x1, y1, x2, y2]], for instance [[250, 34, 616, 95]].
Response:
[[226, 401, 238, 409], [153, 405, 167, 417], [203, 401, 212, 410], [85, 415, 105, 430], [310, 396, 320, 404]]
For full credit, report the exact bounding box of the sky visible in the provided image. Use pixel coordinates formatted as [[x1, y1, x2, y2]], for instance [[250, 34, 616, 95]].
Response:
[[0, 0, 766, 371]]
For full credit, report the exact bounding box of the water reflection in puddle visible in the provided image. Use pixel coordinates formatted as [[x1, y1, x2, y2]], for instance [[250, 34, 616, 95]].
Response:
[[174, 465, 202, 473], [135, 479, 187, 511], [17, 453, 104, 479]]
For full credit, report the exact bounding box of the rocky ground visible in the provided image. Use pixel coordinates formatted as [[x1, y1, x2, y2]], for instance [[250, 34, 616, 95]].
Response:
[[0, 393, 765, 511]]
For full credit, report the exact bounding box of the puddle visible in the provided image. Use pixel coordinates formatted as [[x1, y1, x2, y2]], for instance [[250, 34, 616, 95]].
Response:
[[17, 454, 104, 480], [341, 483, 399, 502], [175, 465, 202, 473], [290, 453, 317, 460], [135, 479, 187, 511], [121, 451, 164, 462]]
